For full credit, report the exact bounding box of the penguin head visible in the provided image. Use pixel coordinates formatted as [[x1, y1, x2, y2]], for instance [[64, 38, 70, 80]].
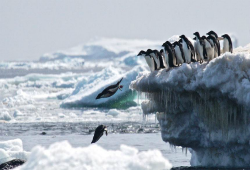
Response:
[[178, 39, 182, 43], [160, 49, 164, 53], [137, 50, 146, 56], [179, 35, 185, 39], [166, 41, 172, 47], [207, 30, 218, 38], [201, 36, 207, 40], [146, 49, 153, 54], [193, 32, 200, 37], [221, 34, 229, 39]]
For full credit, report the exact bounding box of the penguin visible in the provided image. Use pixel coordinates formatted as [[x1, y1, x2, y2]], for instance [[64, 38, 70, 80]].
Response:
[[160, 49, 169, 68], [96, 78, 123, 99], [207, 35, 220, 58], [173, 41, 185, 65], [179, 35, 196, 63], [206, 30, 221, 56], [147, 49, 160, 70], [221, 34, 233, 53], [91, 125, 108, 143], [162, 41, 178, 67], [193, 32, 207, 63], [137, 50, 155, 71], [153, 49, 166, 69], [201, 36, 214, 61], [146, 49, 158, 71]]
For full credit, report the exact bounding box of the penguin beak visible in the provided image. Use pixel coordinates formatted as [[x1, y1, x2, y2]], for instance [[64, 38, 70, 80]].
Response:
[[217, 37, 224, 40]]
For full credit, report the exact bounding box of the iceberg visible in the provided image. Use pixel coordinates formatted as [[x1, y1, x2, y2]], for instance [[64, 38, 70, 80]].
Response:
[[130, 44, 250, 167], [61, 65, 147, 109]]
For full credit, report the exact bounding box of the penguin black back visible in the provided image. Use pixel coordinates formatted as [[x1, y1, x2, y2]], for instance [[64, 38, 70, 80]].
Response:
[[91, 125, 108, 143]]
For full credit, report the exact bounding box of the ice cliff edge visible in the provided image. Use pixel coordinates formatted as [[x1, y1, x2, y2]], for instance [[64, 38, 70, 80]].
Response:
[[130, 46, 250, 167]]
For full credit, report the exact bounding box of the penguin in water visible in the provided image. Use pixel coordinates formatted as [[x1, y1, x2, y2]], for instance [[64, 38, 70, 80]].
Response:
[[153, 49, 166, 69], [162, 41, 178, 68], [206, 30, 221, 56], [91, 125, 108, 143], [193, 32, 207, 63], [137, 50, 154, 71], [207, 35, 220, 58], [201, 36, 214, 61], [221, 34, 233, 53], [179, 35, 196, 63], [173, 41, 185, 66], [96, 78, 123, 99]]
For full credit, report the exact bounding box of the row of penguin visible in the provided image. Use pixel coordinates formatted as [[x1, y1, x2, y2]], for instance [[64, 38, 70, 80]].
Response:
[[137, 31, 233, 71]]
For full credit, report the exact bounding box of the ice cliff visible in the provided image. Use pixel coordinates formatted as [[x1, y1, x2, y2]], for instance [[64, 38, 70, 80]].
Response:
[[130, 45, 250, 167]]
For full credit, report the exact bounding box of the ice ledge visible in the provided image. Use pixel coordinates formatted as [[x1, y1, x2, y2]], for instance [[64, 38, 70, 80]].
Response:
[[130, 51, 250, 167]]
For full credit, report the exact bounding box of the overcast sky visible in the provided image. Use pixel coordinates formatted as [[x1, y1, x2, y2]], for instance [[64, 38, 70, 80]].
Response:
[[1, 0, 250, 61]]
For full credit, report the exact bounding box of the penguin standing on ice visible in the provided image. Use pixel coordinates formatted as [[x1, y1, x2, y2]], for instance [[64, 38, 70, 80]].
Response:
[[221, 34, 233, 53], [153, 49, 166, 69], [179, 35, 196, 63], [146, 49, 158, 71], [193, 32, 207, 63], [146, 49, 161, 70], [91, 125, 108, 143], [201, 36, 214, 61], [207, 35, 220, 58], [206, 30, 221, 56], [96, 78, 123, 99], [162, 41, 178, 68], [137, 50, 154, 71], [173, 41, 185, 66]]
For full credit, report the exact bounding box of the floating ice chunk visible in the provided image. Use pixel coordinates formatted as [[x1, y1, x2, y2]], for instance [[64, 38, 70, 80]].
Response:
[[16, 141, 172, 170], [13, 110, 24, 117], [61, 66, 147, 109]]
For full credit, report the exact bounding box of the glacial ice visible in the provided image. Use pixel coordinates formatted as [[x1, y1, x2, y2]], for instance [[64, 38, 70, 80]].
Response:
[[15, 141, 172, 170], [61, 65, 147, 109], [130, 44, 250, 167]]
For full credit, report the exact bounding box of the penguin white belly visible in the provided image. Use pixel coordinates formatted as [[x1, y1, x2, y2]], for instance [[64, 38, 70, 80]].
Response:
[[163, 49, 169, 68], [195, 41, 204, 60], [205, 40, 214, 61], [174, 46, 184, 65], [223, 39, 230, 53], [151, 53, 160, 70], [144, 55, 154, 72], [182, 41, 191, 63]]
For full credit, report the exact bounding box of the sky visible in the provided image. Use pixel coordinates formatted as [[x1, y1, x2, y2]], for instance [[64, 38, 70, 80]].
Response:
[[0, 0, 250, 61]]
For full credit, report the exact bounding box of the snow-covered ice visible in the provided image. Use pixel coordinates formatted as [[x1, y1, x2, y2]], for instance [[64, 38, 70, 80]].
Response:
[[130, 44, 250, 167], [14, 141, 172, 170]]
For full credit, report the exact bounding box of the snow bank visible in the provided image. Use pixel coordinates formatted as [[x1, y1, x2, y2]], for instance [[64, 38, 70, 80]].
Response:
[[0, 111, 12, 121], [16, 141, 172, 170], [61, 65, 147, 109], [0, 139, 29, 164], [130, 45, 250, 167]]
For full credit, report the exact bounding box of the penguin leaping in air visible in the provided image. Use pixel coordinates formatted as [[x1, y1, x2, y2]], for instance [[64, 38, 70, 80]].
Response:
[[96, 78, 123, 99], [179, 35, 196, 63], [221, 34, 233, 53], [91, 125, 108, 143]]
